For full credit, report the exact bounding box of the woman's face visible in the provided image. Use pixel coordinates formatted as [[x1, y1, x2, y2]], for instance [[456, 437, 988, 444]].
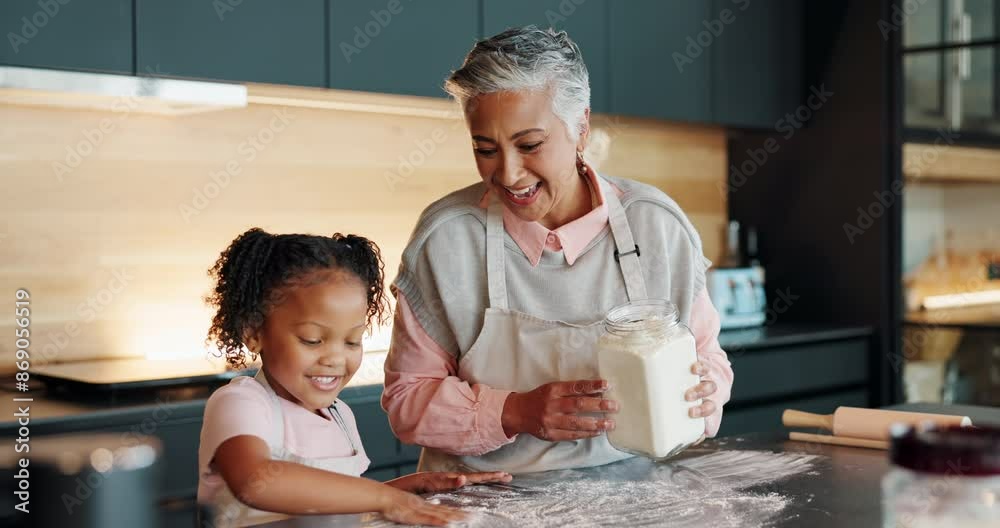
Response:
[[467, 90, 589, 227], [248, 270, 368, 414]]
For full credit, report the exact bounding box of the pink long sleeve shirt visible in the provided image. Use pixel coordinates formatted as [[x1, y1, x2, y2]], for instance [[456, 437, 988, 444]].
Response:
[[383, 172, 734, 456]]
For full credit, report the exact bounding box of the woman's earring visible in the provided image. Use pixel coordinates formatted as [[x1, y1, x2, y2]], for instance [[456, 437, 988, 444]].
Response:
[[576, 150, 586, 174]]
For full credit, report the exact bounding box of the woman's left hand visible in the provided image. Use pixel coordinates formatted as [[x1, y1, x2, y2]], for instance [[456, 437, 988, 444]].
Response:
[[386, 471, 513, 494], [685, 361, 717, 419]]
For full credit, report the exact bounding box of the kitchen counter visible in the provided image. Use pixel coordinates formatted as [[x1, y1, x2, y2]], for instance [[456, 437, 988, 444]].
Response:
[[246, 403, 999, 528], [249, 436, 883, 528], [718, 322, 872, 351]]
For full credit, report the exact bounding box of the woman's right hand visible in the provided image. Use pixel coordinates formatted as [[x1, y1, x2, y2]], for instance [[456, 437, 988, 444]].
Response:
[[501, 379, 618, 441], [378, 486, 468, 526]]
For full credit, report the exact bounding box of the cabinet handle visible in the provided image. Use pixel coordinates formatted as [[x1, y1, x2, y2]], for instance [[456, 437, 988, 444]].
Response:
[[959, 13, 971, 80]]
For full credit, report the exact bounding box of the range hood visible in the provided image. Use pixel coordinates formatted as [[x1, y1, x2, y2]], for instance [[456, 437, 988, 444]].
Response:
[[0, 66, 247, 115]]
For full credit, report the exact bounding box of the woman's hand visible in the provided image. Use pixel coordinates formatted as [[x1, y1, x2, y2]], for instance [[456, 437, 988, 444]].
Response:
[[377, 485, 468, 526], [686, 361, 718, 419], [502, 379, 618, 442], [386, 471, 512, 494]]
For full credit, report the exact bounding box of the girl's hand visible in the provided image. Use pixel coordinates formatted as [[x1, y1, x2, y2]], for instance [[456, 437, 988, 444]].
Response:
[[378, 485, 468, 526], [387, 471, 512, 494], [686, 361, 718, 419]]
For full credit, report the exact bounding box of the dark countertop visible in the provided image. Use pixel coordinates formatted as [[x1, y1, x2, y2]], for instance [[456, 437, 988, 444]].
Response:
[[248, 403, 1000, 528], [718, 322, 872, 351], [251, 435, 878, 528]]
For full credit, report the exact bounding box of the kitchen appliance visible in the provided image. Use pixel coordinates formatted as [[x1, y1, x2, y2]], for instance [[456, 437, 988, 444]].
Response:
[[2, 433, 162, 527], [707, 221, 767, 329], [29, 357, 254, 393], [0, 65, 246, 115]]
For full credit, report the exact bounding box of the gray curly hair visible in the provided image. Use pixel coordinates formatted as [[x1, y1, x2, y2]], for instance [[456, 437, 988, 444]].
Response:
[[444, 26, 591, 140]]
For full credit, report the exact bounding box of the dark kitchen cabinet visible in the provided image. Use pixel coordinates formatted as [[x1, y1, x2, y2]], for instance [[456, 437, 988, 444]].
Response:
[[718, 332, 873, 436], [608, 1, 714, 122], [136, 0, 326, 86], [483, 0, 611, 113], [0, 0, 133, 74], [711, 0, 803, 128], [328, 0, 480, 97]]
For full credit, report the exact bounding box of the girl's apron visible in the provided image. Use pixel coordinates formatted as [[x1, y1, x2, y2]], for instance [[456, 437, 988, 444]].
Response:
[[419, 178, 648, 474], [208, 370, 368, 527]]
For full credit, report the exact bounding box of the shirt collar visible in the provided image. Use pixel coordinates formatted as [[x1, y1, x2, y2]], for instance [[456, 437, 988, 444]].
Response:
[[478, 163, 613, 267]]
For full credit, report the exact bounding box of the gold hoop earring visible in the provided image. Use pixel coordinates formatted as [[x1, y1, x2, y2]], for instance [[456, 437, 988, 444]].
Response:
[[576, 151, 586, 175]]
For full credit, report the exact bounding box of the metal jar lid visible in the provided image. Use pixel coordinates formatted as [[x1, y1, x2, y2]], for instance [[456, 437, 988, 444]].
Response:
[[889, 423, 1000, 476]]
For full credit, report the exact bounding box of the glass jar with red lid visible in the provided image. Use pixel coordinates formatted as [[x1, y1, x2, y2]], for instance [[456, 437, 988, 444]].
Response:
[[882, 423, 1000, 527]]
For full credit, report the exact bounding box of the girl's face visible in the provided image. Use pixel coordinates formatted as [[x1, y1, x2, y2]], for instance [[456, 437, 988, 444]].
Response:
[[248, 270, 368, 414], [467, 90, 590, 229]]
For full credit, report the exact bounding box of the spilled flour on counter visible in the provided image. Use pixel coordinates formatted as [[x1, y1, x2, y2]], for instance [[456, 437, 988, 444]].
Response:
[[365, 450, 821, 527]]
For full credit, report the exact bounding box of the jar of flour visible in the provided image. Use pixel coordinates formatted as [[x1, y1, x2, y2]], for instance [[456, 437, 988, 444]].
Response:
[[597, 300, 704, 460]]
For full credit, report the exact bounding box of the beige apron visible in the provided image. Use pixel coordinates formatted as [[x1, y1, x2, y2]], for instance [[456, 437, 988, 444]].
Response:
[[419, 178, 648, 474], [208, 371, 368, 527]]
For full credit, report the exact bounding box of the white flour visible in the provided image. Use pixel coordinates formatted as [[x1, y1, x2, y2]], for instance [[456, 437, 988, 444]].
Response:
[[598, 327, 704, 458], [364, 450, 821, 527]]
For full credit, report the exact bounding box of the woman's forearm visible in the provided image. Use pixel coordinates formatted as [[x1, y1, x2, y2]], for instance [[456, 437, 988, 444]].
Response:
[[383, 294, 516, 455]]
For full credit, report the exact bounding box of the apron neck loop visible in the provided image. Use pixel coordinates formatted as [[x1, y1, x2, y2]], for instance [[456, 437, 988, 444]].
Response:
[[484, 176, 648, 307]]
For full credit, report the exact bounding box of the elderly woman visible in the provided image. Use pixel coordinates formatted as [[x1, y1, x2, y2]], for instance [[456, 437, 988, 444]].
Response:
[[382, 27, 733, 474]]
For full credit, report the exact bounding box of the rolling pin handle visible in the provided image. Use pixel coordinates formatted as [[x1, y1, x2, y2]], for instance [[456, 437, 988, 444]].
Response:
[[782, 409, 835, 431]]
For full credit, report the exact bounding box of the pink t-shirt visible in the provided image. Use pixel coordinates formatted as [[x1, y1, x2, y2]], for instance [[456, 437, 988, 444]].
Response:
[[197, 376, 371, 504]]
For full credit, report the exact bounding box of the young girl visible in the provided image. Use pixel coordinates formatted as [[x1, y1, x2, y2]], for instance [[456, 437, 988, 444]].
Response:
[[197, 228, 511, 527]]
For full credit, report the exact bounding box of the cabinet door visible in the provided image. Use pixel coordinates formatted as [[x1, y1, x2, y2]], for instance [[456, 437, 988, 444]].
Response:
[[0, 0, 132, 74], [609, 0, 713, 122], [711, 0, 802, 128], [136, 0, 325, 86], [483, 0, 610, 113], [329, 0, 480, 97], [728, 339, 869, 404], [718, 388, 868, 436]]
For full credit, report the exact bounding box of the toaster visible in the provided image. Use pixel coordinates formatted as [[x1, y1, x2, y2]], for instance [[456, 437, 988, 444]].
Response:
[[707, 266, 767, 329]]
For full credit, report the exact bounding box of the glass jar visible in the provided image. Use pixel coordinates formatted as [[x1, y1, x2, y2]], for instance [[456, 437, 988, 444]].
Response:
[[882, 423, 1000, 528], [597, 299, 704, 460]]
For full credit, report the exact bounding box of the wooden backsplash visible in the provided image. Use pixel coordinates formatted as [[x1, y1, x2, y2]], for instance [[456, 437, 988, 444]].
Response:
[[0, 84, 726, 369]]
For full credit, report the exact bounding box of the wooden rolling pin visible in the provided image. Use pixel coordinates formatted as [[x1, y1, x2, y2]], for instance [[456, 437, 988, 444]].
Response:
[[782, 407, 972, 441], [788, 432, 889, 450]]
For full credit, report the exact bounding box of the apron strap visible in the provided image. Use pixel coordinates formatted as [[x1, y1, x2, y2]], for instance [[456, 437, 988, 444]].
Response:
[[484, 176, 647, 308], [485, 199, 509, 310], [253, 369, 287, 449], [601, 177, 648, 301]]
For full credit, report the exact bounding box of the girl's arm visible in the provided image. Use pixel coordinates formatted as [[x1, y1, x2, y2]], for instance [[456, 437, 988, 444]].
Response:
[[213, 435, 465, 526]]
